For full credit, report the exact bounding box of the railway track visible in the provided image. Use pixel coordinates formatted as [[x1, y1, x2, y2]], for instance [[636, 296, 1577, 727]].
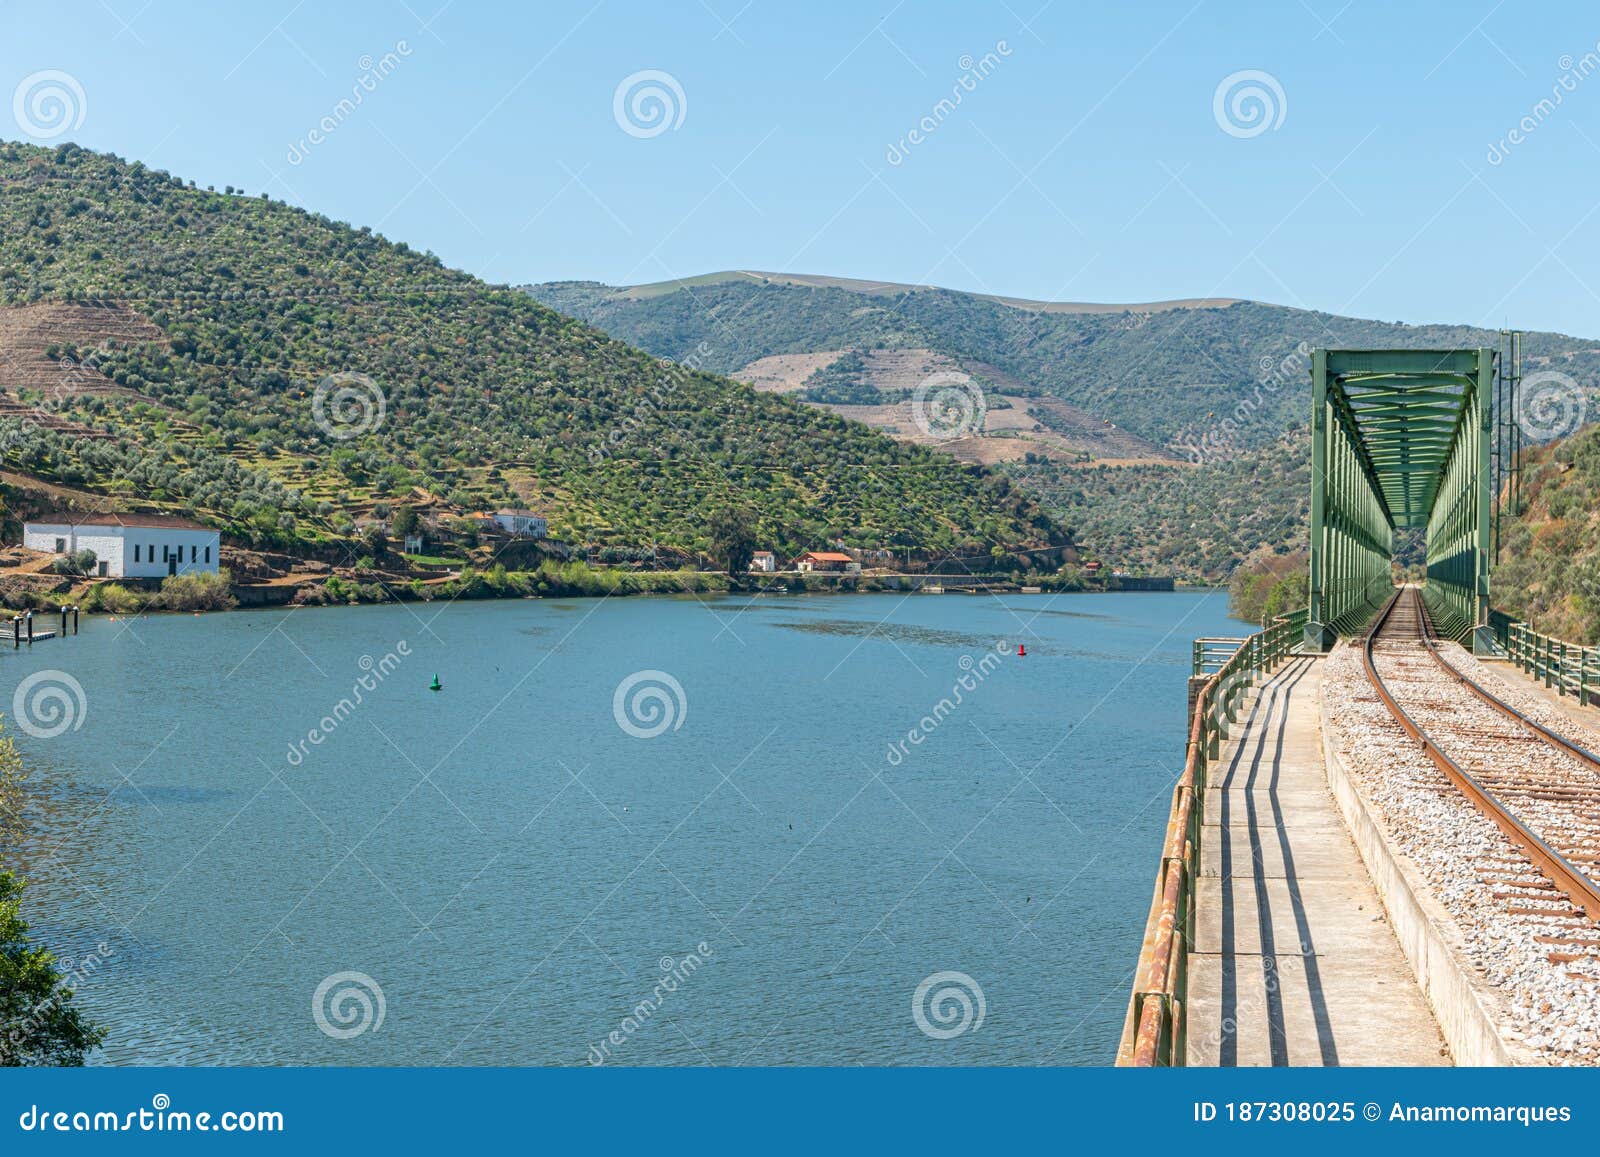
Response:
[[1362, 588, 1600, 954]]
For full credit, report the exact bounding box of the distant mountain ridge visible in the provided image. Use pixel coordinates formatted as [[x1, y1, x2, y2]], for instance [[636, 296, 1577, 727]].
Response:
[[525, 274, 1600, 456], [606, 269, 1243, 315]]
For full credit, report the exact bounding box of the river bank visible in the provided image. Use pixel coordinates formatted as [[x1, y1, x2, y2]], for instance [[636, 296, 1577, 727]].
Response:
[[9, 559, 1188, 614]]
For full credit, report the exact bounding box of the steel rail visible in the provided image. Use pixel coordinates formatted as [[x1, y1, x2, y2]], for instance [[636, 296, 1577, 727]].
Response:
[[1361, 587, 1600, 922], [1414, 596, 1600, 772]]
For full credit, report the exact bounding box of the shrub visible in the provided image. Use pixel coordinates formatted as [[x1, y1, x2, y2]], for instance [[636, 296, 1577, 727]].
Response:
[[157, 569, 236, 611], [87, 583, 147, 615], [47, 548, 98, 576]]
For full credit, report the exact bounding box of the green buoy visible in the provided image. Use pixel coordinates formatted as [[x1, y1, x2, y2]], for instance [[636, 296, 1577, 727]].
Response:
[[429, 674, 442, 692]]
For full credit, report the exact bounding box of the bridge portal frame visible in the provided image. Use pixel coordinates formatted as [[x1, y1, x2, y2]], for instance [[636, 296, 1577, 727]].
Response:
[[1305, 348, 1495, 651]]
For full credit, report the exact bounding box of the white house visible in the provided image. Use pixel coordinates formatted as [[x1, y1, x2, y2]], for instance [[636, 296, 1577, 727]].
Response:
[[749, 550, 777, 573], [492, 509, 547, 538], [24, 513, 221, 579], [795, 551, 858, 573]]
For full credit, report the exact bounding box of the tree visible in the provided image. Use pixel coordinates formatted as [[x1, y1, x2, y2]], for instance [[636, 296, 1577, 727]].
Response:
[[0, 872, 106, 1066], [708, 506, 758, 576], [0, 717, 23, 845], [391, 505, 419, 539], [0, 718, 105, 1066], [360, 523, 388, 559], [48, 548, 97, 576]]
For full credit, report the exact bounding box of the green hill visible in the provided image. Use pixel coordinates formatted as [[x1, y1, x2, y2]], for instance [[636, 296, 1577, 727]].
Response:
[[526, 273, 1600, 455], [1001, 431, 1311, 579], [0, 143, 1060, 559], [1492, 423, 1600, 643], [527, 274, 1600, 581]]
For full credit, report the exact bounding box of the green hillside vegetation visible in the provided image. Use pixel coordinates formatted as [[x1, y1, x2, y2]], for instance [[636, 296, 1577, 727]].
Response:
[[1492, 423, 1600, 643], [1227, 550, 1310, 626], [529, 277, 1600, 582], [1001, 431, 1311, 580], [527, 277, 1600, 454], [0, 142, 1059, 560]]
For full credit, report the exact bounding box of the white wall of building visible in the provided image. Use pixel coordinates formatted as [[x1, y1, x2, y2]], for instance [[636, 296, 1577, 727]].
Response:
[[493, 512, 547, 538], [24, 523, 221, 579]]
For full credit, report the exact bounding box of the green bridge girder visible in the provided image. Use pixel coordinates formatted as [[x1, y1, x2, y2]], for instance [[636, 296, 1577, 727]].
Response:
[[1305, 348, 1495, 650]]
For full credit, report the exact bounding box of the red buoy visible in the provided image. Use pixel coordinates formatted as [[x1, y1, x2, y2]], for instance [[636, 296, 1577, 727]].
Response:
[[1017, 643, 1027, 657]]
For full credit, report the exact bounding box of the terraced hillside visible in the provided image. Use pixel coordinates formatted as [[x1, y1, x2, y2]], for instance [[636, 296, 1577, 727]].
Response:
[[527, 273, 1600, 457], [738, 346, 1169, 466], [0, 142, 1061, 559]]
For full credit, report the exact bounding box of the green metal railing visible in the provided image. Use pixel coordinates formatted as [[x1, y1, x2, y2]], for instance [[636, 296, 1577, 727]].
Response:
[[1118, 607, 1307, 1066], [1192, 637, 1248, 676], [1506, 621, 1600, 707]]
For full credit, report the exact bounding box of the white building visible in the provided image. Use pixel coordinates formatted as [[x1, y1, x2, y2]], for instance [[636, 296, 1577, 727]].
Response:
[[749, 550, 777, 573], [24, 514, 221, 579], [493, 509, 547, 538]]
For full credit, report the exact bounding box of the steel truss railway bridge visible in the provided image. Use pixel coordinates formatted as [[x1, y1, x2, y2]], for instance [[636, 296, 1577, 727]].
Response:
[[1117, 340, 1600, 1069], [1305, 342, 1522, 652]]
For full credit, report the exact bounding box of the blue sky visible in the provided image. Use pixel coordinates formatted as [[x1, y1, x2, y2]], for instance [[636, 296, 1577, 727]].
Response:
[[7, 1, 1600, 334]]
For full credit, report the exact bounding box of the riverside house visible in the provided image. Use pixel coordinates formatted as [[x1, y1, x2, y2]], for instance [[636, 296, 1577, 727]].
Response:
[[794, 551, 857, 573], [24, 513, 220, 579]]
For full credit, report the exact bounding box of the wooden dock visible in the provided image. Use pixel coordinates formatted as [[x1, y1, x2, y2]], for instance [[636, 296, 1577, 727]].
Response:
[[2, 606, 80, 646]]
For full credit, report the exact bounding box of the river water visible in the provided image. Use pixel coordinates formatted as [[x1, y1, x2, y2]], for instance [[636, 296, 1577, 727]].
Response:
[[4, 590, 1242, 1065]]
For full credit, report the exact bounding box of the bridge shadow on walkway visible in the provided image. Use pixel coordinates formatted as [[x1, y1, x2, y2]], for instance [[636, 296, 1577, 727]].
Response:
[[1186, 657, 1447, 1066]]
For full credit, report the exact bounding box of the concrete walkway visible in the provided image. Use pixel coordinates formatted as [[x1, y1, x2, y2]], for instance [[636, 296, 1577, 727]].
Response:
[[1187, 656, 1448, 1066]]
